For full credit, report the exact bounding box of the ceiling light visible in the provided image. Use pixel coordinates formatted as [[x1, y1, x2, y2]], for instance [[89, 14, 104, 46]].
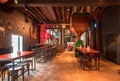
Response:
[[67, 8, 70, 12], [25, 8, 28, 11], [62, 25, 65, 29], [14, 0, 18, 4]]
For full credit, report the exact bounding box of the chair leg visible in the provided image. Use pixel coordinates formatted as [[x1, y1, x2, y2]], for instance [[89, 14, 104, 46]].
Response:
[[27, 64, 30, 76], [8, 71, 10, 81], [0, 70, 6, 81], [1, 71, 4, 81], [3, 70, 6, 80], [22, 67, 24, 81], [16, 71, 18, 81], [31, 62, 33, 70]]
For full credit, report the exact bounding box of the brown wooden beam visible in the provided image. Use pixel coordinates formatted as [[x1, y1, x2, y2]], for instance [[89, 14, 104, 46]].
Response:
[[47, 7, 57, 21], [13, 1, 120, 7]]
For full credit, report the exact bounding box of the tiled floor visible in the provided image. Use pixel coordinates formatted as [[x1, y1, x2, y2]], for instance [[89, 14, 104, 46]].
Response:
[[2, 51, 120, 81]]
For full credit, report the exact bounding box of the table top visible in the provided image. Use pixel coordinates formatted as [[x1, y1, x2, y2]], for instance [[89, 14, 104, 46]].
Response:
[[77, 47, 100, 54], [0, 51, 34, 61]]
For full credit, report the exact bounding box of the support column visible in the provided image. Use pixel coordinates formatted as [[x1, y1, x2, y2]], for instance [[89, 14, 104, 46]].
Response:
[[62, 28, 65, 46]]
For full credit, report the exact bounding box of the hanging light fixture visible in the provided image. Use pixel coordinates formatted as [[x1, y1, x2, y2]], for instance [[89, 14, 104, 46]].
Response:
[[0, 0, 8, 3]]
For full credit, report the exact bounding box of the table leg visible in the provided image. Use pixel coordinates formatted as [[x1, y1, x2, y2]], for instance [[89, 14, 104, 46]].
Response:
[[98, 56, 100, 70], [33, 54, 36, 70], [12, 60, 15, 81], [83, 53, 85, 70]]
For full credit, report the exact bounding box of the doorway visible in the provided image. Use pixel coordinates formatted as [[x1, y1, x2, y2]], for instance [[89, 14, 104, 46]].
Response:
[[12, 35, 23, 53]]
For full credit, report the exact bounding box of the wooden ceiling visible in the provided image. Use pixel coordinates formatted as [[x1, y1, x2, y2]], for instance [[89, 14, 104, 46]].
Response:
[[2, 0, 120, 24]]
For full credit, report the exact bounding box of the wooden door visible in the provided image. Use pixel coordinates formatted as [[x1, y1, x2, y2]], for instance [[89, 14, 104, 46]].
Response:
[[106, 34, 116, 62]]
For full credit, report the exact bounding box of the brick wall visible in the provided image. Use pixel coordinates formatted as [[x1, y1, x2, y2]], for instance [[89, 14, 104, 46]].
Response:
[[0, 8, 39, 50]]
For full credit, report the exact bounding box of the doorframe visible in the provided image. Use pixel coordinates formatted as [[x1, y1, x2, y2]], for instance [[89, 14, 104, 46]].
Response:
[[11, 35, 24, 52]]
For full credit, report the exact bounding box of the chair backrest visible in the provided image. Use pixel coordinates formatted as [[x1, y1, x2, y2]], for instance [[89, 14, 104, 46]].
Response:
[[0, 47, 13, 55], [0, 47, 13, 67]]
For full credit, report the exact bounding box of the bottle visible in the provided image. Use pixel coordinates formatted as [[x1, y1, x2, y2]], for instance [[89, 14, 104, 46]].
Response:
[[17, 50, 21, 55], [87, 45, 90, 51]]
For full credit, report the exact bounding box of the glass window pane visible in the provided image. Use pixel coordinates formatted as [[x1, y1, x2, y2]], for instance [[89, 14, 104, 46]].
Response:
[[46, 28, 62, 45]]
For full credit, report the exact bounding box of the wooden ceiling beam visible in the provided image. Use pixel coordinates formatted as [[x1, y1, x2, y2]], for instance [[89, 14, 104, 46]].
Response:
[[47, 7, 57, 21], [34, 7, 47, 22], [58, 7, 63, 21], [27, 7, 44, 22], [66, 7, 70, 22], [22, 7, 40, 21], [15, 7, 33, 20], [13, 1, 120, 7], [62, 7, 65, 21], [37, 7, 49, 21], [46, 21, 70, 24], [64, 7, 67, 21], [55, 7, 61, 21], [31, 7, 46, 23], [40, 7, 53, 21]]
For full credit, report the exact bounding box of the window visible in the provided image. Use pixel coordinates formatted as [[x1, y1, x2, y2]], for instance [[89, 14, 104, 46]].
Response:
[[46, 28, 62, 45]]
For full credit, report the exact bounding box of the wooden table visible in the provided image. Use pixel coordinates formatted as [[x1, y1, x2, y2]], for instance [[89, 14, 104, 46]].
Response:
[[0, 51, 35, 81], [77, 47, 100, 70]]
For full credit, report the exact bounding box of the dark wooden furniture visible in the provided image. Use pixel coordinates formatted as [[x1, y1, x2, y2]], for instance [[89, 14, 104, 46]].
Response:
[[0, 51, 35, 81], [77, 47, 100, 70], [34, 44, 57, 63], [0, 47, 13, 81]]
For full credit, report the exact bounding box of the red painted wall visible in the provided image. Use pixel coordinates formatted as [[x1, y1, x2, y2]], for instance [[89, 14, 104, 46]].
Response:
[[40, 24, 47, 44]]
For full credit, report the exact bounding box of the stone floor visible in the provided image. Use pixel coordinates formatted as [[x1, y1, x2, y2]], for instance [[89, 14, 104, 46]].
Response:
[[2, 51, 120, 81]]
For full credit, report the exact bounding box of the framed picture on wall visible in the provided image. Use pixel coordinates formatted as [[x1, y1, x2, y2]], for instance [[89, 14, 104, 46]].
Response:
[[0, 27, 5, 37], [30, 27, 37, 39]]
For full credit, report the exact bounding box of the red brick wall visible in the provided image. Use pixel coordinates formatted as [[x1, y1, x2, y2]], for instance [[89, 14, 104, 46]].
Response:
[[0, 8, 38, 50]]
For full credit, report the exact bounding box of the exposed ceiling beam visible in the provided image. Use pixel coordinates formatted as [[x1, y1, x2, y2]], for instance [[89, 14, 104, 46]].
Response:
[[40, 7, 53, 21], [66, 7, 70, 22], [21, 7, 40, 21], [13, 1, 120, 7], [47, 7, 57, 21], [55, 7, 61, 21], [15, 7, 35, 21], [46, 21, 70, 24], [33, 7, 47, 22], [30, 7, 45, 22], [37, 7, 49, 21], [62, 7, 65, 21]]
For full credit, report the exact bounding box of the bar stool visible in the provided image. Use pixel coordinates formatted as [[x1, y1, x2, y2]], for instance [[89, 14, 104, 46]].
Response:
[[0, 66, 9, 81], [8, 65, 24, 81], [22, 59, 33, 70], [20, 62, 30, 76], [0, 62, 18, 81]]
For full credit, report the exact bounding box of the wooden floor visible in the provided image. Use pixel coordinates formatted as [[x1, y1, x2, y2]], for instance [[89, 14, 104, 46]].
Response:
[[2, 51, 120, 81]]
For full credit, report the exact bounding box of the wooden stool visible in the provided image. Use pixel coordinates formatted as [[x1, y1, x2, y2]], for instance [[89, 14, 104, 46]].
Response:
[[8, 65, 24, 81], [0, 66, 9, 81], [23, 60, 33, 70]]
